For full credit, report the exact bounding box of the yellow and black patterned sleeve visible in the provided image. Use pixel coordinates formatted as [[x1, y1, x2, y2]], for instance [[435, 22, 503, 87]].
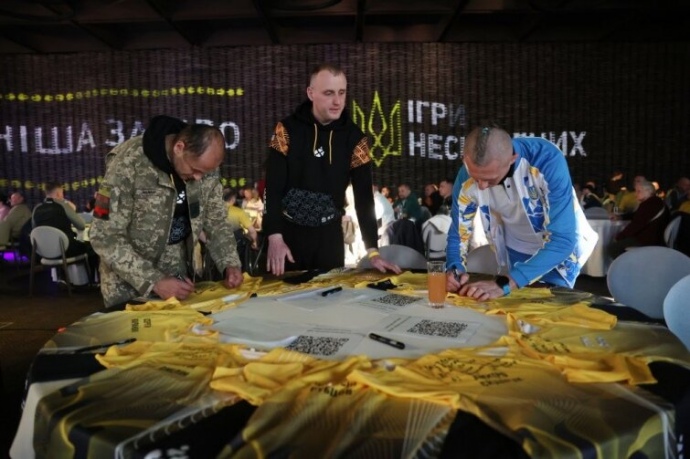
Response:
[[350, 137, 371, 169], [269, 122, 290, 156]]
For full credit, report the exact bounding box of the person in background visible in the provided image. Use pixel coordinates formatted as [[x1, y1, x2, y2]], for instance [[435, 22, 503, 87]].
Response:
[[32, 181, 99, 284], [33, 182, 86, 234], [372, 184, 395, 240], [422, 183, 442, 215], [224, 188, 258, 250], [241, 186, 264, 230], [614, 175, 645, 216], [445, 124, 597, 300], [394, 183, 422, 221], [90, 116, 242, 308], [381, 186, 394, 205], [263, 63, 400, 276], [0, 191, 32, 247], [665, 177, 690, 212], [580, 184, 603, 210], [0, 191, 10, 221], [608, 180, 670, 259], [437, 178, 454, 215]]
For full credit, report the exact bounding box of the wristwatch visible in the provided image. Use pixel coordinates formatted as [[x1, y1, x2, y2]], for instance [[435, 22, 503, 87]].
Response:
[[495, 275, 511, 296]]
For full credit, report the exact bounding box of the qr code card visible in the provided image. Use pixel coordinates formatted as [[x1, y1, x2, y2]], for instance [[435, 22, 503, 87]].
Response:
[[353, 292, 423, 313], [284, 327, 363, 359], [374, 314, 481, 344]]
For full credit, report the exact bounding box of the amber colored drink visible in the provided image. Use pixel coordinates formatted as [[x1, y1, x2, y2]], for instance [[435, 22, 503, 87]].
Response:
[[427, 272, 446, 308]]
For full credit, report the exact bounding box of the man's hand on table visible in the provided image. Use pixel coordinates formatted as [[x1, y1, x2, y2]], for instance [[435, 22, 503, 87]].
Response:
[[457, 275, 515, 301], [153, 276, 194, 301], [224, 266, 243, 289], [458, 280, 503, 301], [266, 233, 294, 276], [446, 270, 469, 293], [369, 253, 402, 274]]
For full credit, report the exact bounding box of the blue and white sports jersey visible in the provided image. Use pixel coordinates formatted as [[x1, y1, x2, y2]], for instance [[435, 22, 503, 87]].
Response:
[[446, 137, 598, 288]]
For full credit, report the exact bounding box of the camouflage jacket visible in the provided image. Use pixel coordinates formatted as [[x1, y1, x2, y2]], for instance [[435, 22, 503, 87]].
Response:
[[90, 136, 240, 308]]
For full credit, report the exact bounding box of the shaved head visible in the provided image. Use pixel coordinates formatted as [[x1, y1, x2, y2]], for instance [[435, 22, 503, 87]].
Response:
[[463, 125, 513, 166]]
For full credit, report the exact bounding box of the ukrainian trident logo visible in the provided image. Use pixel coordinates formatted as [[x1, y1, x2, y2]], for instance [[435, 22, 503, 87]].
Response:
[[352, 91, 402, 167]]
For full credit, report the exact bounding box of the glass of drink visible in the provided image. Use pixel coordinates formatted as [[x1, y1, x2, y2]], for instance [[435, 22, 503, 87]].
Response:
[[427, 261, 446, 308]]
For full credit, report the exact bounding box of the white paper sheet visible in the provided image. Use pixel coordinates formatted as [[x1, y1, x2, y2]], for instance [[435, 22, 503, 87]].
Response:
[[373, 313, 481, 344]]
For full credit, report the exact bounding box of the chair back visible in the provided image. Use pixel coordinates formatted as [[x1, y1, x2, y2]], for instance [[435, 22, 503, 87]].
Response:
[[663, 273, 690, 350], [422, 215, 451, 260], [30, 226, 69, 259], [607, 246, 690, 319], [664, 215, 682, 248], [584, 207, 610, 219], [384, 219, 425, 255], [358, 244, 428, 270], [466, 244, 499, 275]]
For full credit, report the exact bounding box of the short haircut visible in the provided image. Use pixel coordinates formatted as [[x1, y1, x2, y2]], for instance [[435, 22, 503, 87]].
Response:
[[441, 177, 454, 185], [44, 180, 63, 195], [465, 123, 511, 166], [309, 63, 344, 85], [174, 124, 224, 158]]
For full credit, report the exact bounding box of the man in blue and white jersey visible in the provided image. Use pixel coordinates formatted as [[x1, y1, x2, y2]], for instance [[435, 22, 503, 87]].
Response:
[[446, 125, 598, 300]]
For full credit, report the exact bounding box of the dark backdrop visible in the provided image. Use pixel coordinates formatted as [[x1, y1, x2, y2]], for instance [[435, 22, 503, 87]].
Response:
[[1, 42, 688, 207]]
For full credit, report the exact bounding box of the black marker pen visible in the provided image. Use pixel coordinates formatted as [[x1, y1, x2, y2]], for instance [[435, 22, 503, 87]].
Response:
[[321, 286, 343, 297], [368, 333, 405, 350]]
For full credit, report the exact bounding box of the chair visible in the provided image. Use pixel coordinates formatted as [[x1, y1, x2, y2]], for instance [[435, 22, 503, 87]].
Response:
[[422, 214, 451, 260], [357, 244, 428, 270], [663, 273, 690, 350], [606, 246, 690, 319], [664, 214, 682, 248], [466, 244, 500, 275], [29, 226, 91, 297], [244, 232, 267, 277], [384, 219, 425, 255], [583, 207, 610, 219]]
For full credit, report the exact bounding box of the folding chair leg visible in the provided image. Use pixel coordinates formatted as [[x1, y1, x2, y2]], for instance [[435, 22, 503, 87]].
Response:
[[62, 258, 72, 297], [29, 244, 36, 297]]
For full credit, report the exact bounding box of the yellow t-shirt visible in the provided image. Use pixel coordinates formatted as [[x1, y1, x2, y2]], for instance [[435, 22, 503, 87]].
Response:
[[227, 204, 252, 231], [678, 200, 690, 214], [616, 190, 638, 213]]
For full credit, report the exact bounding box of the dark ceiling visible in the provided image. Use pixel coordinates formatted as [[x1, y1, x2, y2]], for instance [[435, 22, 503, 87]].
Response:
[[0, 0, 688, 55]]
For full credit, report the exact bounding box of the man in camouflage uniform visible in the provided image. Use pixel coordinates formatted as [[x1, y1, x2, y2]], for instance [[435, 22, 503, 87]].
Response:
[[90, 116, 242, 308]]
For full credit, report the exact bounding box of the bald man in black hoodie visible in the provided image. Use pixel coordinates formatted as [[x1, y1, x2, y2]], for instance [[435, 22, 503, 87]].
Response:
[[263, 63, 400, 276]]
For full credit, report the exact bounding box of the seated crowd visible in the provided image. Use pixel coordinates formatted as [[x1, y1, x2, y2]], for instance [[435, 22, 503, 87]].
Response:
[[3, 171, 689, 278], [573, 172, 690, 259]]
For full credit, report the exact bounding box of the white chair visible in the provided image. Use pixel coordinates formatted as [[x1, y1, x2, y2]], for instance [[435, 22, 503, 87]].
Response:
[[421, 214, 451, 260], [357, 244, 428, 270], [584, 207, 610, 219], [29, 226, 91, 297], [663, 273, 690, 350], [466, 244, 500, 275], [606, 246, 690, 319], [664, 214, 682, 248]]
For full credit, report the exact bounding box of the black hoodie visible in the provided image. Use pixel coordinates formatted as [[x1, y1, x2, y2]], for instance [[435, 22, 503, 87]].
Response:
[[142, 115, 191, 244], [264, 100, 378, 249]]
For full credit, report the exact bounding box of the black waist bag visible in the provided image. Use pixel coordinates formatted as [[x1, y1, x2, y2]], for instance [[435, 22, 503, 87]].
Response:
[[282, 188, 340, 227]]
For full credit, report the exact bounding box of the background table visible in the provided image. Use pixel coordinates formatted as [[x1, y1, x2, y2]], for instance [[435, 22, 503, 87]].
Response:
[[581, 219, 629, 277]]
